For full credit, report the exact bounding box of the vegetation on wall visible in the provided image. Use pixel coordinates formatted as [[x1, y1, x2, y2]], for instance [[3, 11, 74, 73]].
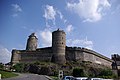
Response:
[[12, 63, 25, 72], [11, 61, 117, 79], [72, 67, 84, 77], [98, 69, 117, 79]]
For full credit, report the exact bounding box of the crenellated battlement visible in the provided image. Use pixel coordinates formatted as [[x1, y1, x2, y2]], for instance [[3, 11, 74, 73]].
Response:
[[66, 46, 82, 51]]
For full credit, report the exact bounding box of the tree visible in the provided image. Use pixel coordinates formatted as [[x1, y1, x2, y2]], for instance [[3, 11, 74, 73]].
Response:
[[73, 67, 84, 77], [98, 69, 117, 79], [13, 63, 25, 72], [0, 63, 4, 69]]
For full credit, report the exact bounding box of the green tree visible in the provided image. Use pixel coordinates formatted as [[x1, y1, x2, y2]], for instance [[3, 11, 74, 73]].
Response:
[[0, 63, 4, 69], [13, 63, 25, 72], [98, 69, 117, 79], [72, 67, 84, 77]]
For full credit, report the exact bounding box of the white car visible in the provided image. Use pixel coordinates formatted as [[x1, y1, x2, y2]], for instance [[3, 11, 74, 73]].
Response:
[[90, 78, 103, 80], [62, 76, 75, 80], [75, 77, 88, 80]]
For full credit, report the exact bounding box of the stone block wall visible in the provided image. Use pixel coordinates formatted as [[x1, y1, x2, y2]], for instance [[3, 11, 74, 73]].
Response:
[[20, 52, 52, 63], [11, 50, 21, 64], [66, 47, 112, 68], [52, 29, 66, 64], [11, 46, 112, 69], [83, 51, 112, 68], [66, 47, 84, 61], [11, 47, 53, 64]]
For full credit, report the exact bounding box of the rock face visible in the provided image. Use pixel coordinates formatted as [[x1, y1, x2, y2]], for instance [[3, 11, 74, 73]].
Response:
[[11, 29, 113, 68]]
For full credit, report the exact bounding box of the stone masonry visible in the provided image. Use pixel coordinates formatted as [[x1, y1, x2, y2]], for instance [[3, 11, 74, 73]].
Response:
[[11, 29, 113, 68]]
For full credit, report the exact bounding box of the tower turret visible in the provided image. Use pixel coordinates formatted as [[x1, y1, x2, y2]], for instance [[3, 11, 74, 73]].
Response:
[[52, 29, 66, 64], [26, 33, 38, 51], [11, 49, 21, 65]]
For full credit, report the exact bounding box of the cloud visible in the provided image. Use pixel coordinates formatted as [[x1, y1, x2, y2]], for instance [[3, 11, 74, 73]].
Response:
[[111, 4, 120, 15], [67, 0, 111, 22], [67, 37, 93, 50], [0, 46, 11, 64], [12, 4, 22, 12], [43, 5, 56, 25], [36, 29, 52, 47], [11, 4, 22, 17], [43, 5, 67, 27], [66, 24, 74, 33], [57, 10, 63, 20], [12, 13, 18, 17], [57, 10, 67, 23], [36, 28, 92, 49]]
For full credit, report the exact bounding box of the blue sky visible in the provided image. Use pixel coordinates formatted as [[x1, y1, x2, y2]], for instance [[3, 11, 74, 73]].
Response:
[[0, 0, 120, 63]]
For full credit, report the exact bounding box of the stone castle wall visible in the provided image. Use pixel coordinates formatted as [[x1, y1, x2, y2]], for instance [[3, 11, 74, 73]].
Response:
[[82, 48, 112, 67], [66, 47, 83, 61], [20, 52, 52, 63], [11, 29, 113, 68], [11, 50, 21, 64], [11, 47, 53, 64], [66, 47, 112, 68], [83, 52, 112, 67], [11, 47, 113, 68]]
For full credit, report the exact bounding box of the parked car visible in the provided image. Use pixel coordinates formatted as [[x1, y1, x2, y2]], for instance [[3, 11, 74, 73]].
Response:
[[62, 76, 75, 80], [89, 78, 103, 80], [74, 77, 88, 80]]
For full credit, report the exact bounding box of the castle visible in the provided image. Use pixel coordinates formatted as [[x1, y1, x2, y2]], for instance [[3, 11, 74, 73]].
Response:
[[11, 29, 113, 68]]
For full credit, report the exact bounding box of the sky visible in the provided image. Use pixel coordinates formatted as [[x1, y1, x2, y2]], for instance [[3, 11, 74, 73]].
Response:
[[0, 0, 120, 64]]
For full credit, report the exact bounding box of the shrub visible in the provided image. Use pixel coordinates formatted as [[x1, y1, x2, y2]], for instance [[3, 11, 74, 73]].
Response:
[[12, 63, 25, 72], [0, 63, 4, 69], [98, 69, 117, 79], [72, 67, 84, 77]]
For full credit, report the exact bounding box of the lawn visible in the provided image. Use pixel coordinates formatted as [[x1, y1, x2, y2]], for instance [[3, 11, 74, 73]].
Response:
[[50, 76, 59, 80], [0, 70, 18, 79]]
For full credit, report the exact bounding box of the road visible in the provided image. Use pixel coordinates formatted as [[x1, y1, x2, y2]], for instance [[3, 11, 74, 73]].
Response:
[[2, 74, 50, 80]]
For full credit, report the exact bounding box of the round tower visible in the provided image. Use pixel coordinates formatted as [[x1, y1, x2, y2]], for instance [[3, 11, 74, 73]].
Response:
[[52, 29, 66, 64], [11, 49, 21, 65], [26, 33, 38, 51]]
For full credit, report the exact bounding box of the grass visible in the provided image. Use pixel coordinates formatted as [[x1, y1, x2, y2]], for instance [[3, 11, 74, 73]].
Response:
[[0, 70, 18, 79], [50, 76, 59, 80]]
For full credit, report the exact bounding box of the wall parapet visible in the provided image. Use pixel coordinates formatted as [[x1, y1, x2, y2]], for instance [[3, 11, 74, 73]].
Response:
[[66, 47, 112, 62], [81, 48, 113, 62]]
